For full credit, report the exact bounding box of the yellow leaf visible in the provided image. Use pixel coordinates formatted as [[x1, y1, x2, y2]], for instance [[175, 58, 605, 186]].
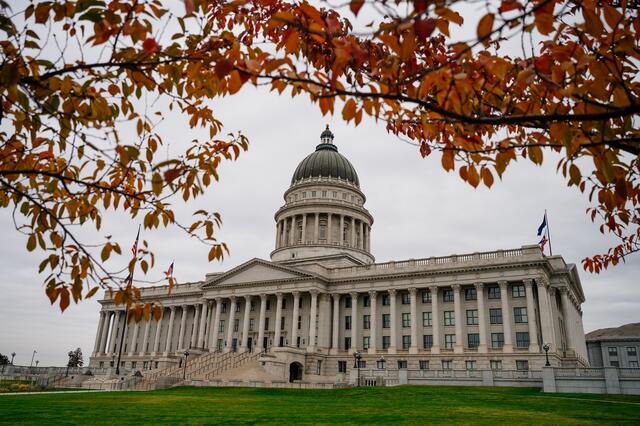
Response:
[[151, 172, 163, 195]]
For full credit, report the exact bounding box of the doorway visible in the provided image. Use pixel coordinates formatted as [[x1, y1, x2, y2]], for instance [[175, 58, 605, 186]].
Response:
[[289, 362, 303, 382]]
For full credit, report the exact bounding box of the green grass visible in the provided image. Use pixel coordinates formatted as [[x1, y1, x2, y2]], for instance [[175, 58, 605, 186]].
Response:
[[0, 385, 639, 425]]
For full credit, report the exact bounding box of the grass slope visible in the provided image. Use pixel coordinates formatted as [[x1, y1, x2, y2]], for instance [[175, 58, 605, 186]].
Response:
[[1, 385, 639, 425]]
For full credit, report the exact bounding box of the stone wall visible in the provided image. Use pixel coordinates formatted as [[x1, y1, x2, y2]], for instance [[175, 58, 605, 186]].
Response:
[[542, 367, 640, 395]]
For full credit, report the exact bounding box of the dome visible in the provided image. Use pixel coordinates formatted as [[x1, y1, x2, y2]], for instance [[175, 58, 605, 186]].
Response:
[[290, 127, 360, 187]]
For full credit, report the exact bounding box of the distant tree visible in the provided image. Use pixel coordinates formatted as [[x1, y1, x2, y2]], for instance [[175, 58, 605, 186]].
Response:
[[0, 353, 9, 366], [67, 348, 83, 368]]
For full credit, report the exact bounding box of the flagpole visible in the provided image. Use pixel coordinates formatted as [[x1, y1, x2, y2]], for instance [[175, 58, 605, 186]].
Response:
[[545, 210, 553, 256]]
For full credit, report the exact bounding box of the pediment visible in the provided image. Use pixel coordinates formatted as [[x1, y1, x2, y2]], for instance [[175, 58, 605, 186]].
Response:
[[203, 258, 314, 288]]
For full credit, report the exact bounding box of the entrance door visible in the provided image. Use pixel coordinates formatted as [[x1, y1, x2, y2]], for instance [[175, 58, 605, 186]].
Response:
[[247, 337, 253, 352], [232, 338, 238, 352], [279, 336, 284, 347], [263, 337, 268, 351], [289, 362, 303, 383]]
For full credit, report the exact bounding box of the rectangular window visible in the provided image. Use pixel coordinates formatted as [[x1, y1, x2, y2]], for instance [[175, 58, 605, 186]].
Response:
[[221, 303, 227, 313], [442, 360, 452, 370], [401, 293, 410, 304], [382, 294, 390, 306], [402, 335, 411, 350], [216, 339, 223, 351], [250, 301, 256, 312], [345, 296, 352, 308], [514, 307, 528, 323], [218, 319, 225, 333], [322, 190, 327, 197], [363, 295, 371, 307], [280, 317, 285, 330], [445, 334, 456, 349], [345, 316, 352, 330], [397, 360, 408, 369], [363, 315, 370, 330], [422, 290, 432, 303], [131, 361, 137, 369], [516, 332, 530, 348], [233, 319, 239, 332], [422, 312, 432, 327], [345, 337, 351, 350], [630, 361, 639, 368], [516, 360, 529, 371], [512, 284, 526, 298], [236, 303, 241, 313], [444, 311, 455, 326], [489, 308, 503, 324], [468, 333, 480, 349], [443, 289, 454, 302], [333, 191, 337, 198], [466, 360, 477, 370], [608, 347, 618, 357], [382, 314, 391, 328], [312, 191, 316, 197], [419, 360, 430, 370], [465, 287, 477, 301], [249, 319, 255, 332], [299, 297, 303, 308], [466, 309, 479, 325], [377, 359, 386, 369], [627, 347, 637, 357], [338, 361, 347, 373], [357, 360, 366, 369], [282, 299, 287, 310], [488, 286, 501, 299], [490, 360, 502, 370], [297, 315, 302, 330], [316, 360, 322, 375], [402, 313, 411, 328], [610, 360, 620, 367], [266, 300, 271, 310], [363, 336, 370, 350], [491, 333, 504, 348], [264, 318, 270, 331], [382, 336, 391, 349], [423, 335, 433, 349]]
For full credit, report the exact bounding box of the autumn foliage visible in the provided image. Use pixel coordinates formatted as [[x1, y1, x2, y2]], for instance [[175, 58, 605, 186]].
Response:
[[0, 0, 638, 314]]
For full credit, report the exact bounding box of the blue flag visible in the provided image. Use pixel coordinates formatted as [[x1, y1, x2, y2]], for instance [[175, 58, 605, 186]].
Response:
[[537, 214, 547, 236]]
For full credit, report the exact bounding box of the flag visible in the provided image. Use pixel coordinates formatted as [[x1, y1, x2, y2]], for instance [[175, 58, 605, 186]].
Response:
[[539, 236, 548, 251], [537, 214, 547, 236], [131, 226, 140, 256], [165, 261, 174, 278]]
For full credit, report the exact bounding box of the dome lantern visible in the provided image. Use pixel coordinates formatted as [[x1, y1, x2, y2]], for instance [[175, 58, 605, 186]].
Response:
[[320, 124, 334, 144]]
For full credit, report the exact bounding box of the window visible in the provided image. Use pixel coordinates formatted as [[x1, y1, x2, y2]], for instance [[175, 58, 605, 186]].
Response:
[[363, 295, 370, 307], [516, 332, 530, 348], [397, 360, 408, 369], [382, 336, 391, 349], [514, 307, 528, 323], [442, 360, 453, 370], [422, 312, 432, 327], [302, 192, 306, 198], [627, 347, 637, 357], [250, 301, 256, 311], [630, 361, 639, 368], [516, 360, 529, 371], [608, 347, 618, 357], [610, 360, 620, 367], [363, 315, 370, 330], [322, 190, 327, 197], [342, 193, 347, 200], [249, 319, 255, 332], [236, 303, 241, 313], [345, 337, 351, 350], [266, 300, 271, 310], [345, 316, 352, 330], [488, 286, 501, 299], [423, 335, 433, 349], [338, 361, 347, 373], [512, 284, 526, 298], [233, 319, 239, 332], [131, 361, 137, 369], [333, 191, 337, 198], [299, 297, 303, 308], [422, 290, 432, 303], [402, 313, 411, 328], [316, 360, 322, 374], [402, 335, 411, 349], [444, 311, 455, 326], [466, 360, 477, 370], [282, 299, 287, 309], [280, 317, 285, 330], [357, 360, 366, 369], [466, 309, 479, 325], [221, 303, 227, 313], [489, 308, 503, 324], [468, 333, 480, 349], [312, 191, 316, 197], [216, 340, 223, 351], [401, 293, 410, 304], [445, 334, 456, 349], [297, 315, 302, 330], [345, 296, 352, 308], [264, 318, 270, 331], [382, 314, 391, 328], [490, 360, 502, 370], [377, 358, 386, 369], [382, 294, 390, 306], [465, 287, 477, 301], [419, 360, 430, 370], [443, 289, 454, 302], [363, 336, 370, 350], [491, 333, 504, 348], [218, 320, 225, 333]]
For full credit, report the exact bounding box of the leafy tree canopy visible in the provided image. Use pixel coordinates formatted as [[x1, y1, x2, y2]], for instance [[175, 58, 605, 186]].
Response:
[[0, 353, 9, 366], [67, 347, 83, 367]]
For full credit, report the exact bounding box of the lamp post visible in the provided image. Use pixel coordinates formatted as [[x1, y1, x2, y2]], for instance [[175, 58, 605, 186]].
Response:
[[183, 350, 190, 380], [353, 351, 362, 386], [29, 350, 37, 373], [10, 352, 16, 365], [543, 343, 551, 367]]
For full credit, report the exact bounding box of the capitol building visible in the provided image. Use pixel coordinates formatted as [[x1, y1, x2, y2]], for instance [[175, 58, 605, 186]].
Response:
[[89, 126, 589, 384]]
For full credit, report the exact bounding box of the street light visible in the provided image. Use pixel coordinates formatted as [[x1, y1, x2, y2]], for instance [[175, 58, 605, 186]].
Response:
[[10, 352, 16, 365], [353, 351, 362, 386], [543, 343, 551, 367], [183, 350, 190, 380], [29, 350, 37, 373]]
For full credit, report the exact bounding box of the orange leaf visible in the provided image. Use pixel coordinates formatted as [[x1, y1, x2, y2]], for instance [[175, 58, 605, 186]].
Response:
[[441, 150, 455, 171], [342, 99, 357, 121], [142, 38, 160, 53], [350, 0, 364, 16], [477, 13, 494, 47]]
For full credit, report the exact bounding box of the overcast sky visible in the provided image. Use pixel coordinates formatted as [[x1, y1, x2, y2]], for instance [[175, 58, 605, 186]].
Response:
[[1, 2, 638, 367]]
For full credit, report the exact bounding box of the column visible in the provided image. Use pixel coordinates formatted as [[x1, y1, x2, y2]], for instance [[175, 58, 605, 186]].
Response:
[[152, 309, 164, 354], [350, 292, 358, 351], [197, 301, 209, 348], [128, 321, 139, 355], [524, 279, 540, 352], [241, 295, 252, 352], [327, 213, 332, 244], [499, 281, 513, 352], [274, 293, 283, 347], [163, 306, 176, 355], [93, 312, 106, 355], [365, 226, 370, 251], [560, 288, 575, 352], [308, 291, 319, 351], [108, 311, 123, 354], [301, 214, 307, 244], [331, 293, 340, 353], [204, 300, 214, 349], [99, 311, 113, 354], [368, 290, 377, 354], [275, 221, 280, 248], [475, 283, 488, 353], [140, 317, 151, 355], [190, 304, 201, 349], [430, 286, 440, 354], [225, 296, 237, 352], [318, 293, 331, 348], [210, 298, 222, 351], [452, 284, 464, 353], [339, 215, 344, 245], [178, 305, 188, 350], [291, 291, 300, 347], [409, 287, 419, 354], [287, 217, 293, 245], [314, 213, 319, 242], [257, 294, 267, 351], [389, 289, 397, 354], [359, 220, 364, 249], [351, 217, 356, 247], [548, 287, 559, 348]]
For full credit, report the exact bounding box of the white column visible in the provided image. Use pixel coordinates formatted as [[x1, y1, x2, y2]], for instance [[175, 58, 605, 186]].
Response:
[[99, 311, 113, 355], [140, 317, 151, 355], [350, 292, 358, 351], [308, 291, 319, 351], [389, 289, 397, 354], [178, 305, 188, 350], [314, 213, 319, 242], [524, 279, 540, 352], [331, 293, 340, 353], [368, 290, 377, 354], [128, 321, 139, 356], [291, 291, 300, 347], [560, 288, 576, 352], [318, 293, 331, 348], [225, 297, 237, 352], [274, 293, 283, 347], [164, 306, 176, 354], [301, 214, 307, 244], [409, 287, 419, 354], [152, 309, 164, 354], [197, 301, 208, 348], [453, 284, 464, 353], [204, 301, 214, 349], [359, 220, 364, 249], [93, 312, 106, 355], [475, 283, 488, 353], [327, 213, 332, 244], [430, 286, 440, 354], [241, 295, 252, 352], [257, 294, 267, 351], [499, 281, 513, 352], [190, 304, 201, 349], [339, 215, 344, 245], [210, 298, 222, 351], [351, 217, 356, 246], [108, 311, 123, 355]]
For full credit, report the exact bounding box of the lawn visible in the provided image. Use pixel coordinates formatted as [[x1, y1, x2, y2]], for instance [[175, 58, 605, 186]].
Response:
[[0, 385, 639, 425]]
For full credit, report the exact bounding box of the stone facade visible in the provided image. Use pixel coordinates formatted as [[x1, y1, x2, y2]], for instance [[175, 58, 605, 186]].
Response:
[[89, 127, 589, 383], [586, 323, 640, 368]]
